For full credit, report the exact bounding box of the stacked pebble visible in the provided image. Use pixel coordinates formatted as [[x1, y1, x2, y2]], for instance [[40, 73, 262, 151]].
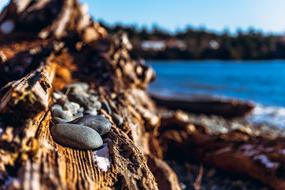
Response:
[[50, 82, 112, 150]]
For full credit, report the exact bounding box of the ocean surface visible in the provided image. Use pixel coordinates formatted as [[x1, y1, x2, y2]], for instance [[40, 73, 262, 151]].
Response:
[[147, 60, 285, 128]]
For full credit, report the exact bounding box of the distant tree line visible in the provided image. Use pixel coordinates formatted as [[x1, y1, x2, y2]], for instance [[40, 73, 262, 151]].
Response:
[[100, 21, 285, 60]]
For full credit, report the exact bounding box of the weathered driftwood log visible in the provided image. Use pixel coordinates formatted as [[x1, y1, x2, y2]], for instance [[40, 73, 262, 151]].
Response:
[[0, 1, 181, 189], [1, 1, 284, 190], [151, 94, 254, 118], [158, 111, 285, 190]]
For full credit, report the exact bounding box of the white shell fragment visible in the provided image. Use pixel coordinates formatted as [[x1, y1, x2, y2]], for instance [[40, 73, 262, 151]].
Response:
[[93, 143, 111, 172]]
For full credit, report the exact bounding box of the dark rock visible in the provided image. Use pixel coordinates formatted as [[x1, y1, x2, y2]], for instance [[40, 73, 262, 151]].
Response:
[[69, 92, 90, 106], [72, 115, 112, 135], [102, 100, 112, 114], [71, 94, 101, 111], [112, 113, 124, 126], [50, 123, 103, 149], [85, 109, 97, 116]]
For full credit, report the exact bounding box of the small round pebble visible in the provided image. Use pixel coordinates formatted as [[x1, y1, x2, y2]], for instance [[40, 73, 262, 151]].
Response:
[[51, 104, 73, 121], [66, 82, 89, 92], [63, 101, 81, 114], [69, 92, 90, 107], [86, 97, 102, 110], [51, 104, 62, 111], [72, 115, 112, 135], [51, 123, 103, 149], [85, 109, 98, 116], [53, 91, 66, 100], [73, 112, 84, 119]]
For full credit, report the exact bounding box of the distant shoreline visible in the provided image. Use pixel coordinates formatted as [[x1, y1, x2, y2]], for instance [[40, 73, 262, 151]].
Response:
[[102, 22, 285, 60]]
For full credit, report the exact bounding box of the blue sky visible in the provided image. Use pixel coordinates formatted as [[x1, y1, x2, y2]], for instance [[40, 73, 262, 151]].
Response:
[[1, 0, 285, 34]]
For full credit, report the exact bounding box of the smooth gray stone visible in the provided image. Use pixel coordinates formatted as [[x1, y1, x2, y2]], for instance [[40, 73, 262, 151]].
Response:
[[69, 92, 90, 107], [89, 89, 98, 96], [66, 82, 89, 92], [72, 115, 112, 135], [52, 117, 71, 124], [85, 109, 97, 116], [73, 112, 84, 119], [51, 105, 73, 121], [112, 113, 124, 126], [86, 101, 101, 111], [51, 123, 103, 149], [51, 104, 62, 111], [69, 92, 101, 111], [88, 96, 102, 110], [89, 95, 98, 101], [63, 101, 81, 115]]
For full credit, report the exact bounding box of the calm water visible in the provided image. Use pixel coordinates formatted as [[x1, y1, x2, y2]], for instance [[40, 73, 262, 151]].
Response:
[[148, 60, 285, 127], [148, 60, 285, 106]]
